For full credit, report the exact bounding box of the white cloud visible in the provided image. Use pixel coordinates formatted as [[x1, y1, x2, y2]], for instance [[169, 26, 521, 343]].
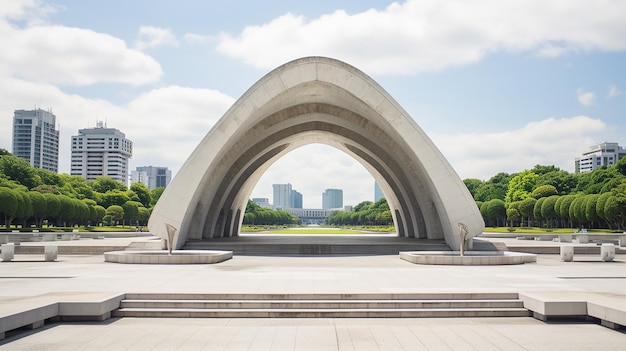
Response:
[[136, 26, 179, 50], [608, 85, 625, 99], [183, 33, 215, 46], [215, 0, 626, 74], [431, 116, 607, 180], [577, 88, 595, 106], [0, 2, 162, 86]]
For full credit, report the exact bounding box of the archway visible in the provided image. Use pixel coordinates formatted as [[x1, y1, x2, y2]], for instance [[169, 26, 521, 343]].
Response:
[[148, 57, 484, 250]]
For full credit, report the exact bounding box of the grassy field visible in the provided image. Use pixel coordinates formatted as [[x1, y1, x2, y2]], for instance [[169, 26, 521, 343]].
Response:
[[483, 227, 621, 234], [241, 226, 394, 234]]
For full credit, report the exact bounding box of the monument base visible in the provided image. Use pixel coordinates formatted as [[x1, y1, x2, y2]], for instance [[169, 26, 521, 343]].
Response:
[[399, 251, 536, 265], [104, 250, 233, 264]]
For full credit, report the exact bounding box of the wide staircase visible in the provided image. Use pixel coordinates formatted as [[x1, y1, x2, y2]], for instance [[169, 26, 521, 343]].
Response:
[[113, 293, 530, 318]]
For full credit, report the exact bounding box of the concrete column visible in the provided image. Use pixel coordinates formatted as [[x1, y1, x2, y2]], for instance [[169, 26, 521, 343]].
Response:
[[1, 243, 15, 262], [560, 245, 574, 262], [601, 243, 615, 262], [44, 245, 58, 261]]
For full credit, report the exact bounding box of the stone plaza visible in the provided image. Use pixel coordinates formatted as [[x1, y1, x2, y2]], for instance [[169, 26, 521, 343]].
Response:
[[0, 235, 625, 350]]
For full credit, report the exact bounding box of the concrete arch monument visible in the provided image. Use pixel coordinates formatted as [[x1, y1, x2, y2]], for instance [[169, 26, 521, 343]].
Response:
[[148, 57, 484, 250]]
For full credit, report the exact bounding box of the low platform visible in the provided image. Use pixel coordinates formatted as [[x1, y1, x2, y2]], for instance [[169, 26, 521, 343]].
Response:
[[400, 250, 537, 265], [104, 250, 233, 264], [183, 234, 453, 255]]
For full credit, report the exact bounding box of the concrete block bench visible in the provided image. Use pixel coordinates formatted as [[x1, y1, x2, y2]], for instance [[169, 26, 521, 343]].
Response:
[[560, 243, 615, 262], [1, 244, 57, 262]]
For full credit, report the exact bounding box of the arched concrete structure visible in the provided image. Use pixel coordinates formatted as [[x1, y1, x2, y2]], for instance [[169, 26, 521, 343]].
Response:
[[148, 57, 484, 250]]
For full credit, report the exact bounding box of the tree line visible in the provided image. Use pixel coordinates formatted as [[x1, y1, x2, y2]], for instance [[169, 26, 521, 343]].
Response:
[[326, 198, 393, 226], [242, 200, 299, 225], [465, 160, 626, 230], [0, 149, 164, 230]]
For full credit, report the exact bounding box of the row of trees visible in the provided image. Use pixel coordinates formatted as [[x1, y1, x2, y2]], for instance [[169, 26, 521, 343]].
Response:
[[0, 149, 164, 229], [326, 198, 392, 226], [242, 200, 299, 225], [467, 159, 626, 230]]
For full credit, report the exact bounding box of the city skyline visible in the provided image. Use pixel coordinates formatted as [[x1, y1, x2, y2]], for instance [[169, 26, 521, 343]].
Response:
[[1, 1, 625, 208]]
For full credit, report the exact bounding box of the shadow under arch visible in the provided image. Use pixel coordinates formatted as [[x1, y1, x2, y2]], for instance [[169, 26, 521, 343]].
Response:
[[148, 57, 484, 250]]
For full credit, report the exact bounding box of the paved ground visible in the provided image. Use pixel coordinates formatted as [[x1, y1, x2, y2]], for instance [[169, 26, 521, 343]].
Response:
[[1, 234, 625, 350]]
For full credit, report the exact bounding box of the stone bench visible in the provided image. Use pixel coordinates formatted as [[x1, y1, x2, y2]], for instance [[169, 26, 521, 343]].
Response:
[[560, 243, 615, 262], [1, 243, 57, 262]]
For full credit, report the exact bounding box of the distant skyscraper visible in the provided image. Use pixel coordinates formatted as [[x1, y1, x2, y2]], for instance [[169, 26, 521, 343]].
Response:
[[252, 197, 272, 208], [374, 182, 384, 201], [292, 190, 303, 209], [273, 183, 293, 209], [71, 122, 132, 184], [131, 166, 171, 190], [12, 108, 60, 172], [322, 188, 343, 209]]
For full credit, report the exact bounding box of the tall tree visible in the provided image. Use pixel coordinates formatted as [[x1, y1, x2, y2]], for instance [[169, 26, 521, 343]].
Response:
[[505, 170, 538, 203], [0, 187, 19, 228], [130, 182, 151, 207]]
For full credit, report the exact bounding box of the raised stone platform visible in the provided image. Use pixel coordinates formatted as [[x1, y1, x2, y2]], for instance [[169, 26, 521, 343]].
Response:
[[399, 251, 537, 265], [104, 250, 233, 264]]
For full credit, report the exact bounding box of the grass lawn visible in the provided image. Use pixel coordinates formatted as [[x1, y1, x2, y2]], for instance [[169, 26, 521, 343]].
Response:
[[483, 227, 620, 234]]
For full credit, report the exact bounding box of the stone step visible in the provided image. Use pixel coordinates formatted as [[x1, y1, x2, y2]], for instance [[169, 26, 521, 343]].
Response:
[[122, 292, 521, 300], [120, 299, 524, 309], [113, 307, 530, 318]]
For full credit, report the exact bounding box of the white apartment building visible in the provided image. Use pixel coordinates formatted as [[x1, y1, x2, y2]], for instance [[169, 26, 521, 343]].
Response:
[[12, 109, 60, 172], [131, 166, 171, 190], [70, 122, 132, 184], [575, 142, 626, 173]]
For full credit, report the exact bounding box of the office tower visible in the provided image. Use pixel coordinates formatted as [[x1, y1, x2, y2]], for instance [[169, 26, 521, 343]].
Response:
[[12, 108, 60, 172], [292, 190, 303, 209], [374, 182, 385, 201], [575, 142, 626, 173], [70, 121, 132, 184], [132, 166, 171, 189], [322, 188, 343, 209], [273, 183, 293, 209]]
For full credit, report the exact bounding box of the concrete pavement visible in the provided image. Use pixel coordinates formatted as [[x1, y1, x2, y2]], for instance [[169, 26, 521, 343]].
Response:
[[0, 234, 625, 350]]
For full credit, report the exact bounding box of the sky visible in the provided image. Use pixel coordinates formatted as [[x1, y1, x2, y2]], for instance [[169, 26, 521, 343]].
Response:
[[0, 0, 625, 208]]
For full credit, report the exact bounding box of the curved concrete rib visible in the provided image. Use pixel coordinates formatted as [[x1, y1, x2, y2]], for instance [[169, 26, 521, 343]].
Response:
[[148, 57, 484, 250]]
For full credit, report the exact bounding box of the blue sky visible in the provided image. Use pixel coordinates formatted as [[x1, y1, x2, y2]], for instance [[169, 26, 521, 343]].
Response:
[[1, 0, 625, 208]]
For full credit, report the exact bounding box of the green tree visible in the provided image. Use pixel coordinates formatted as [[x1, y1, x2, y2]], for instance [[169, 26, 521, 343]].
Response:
[[122, 201, 141, 226], [617, 156, 626, 177], [130, 182, 151, 207], [505, 170, 538, 203], [604, 195, 626, 229], [28, 191, 47, 228], [90, 176, 127, 193], [533, 197, 546, 226], [106, 205, 125, 225], [518, 197, 537, 227], [0, 187, 19, 228], [463, 178, 483, 199], [137, 207, 150, 225], [99, 190, 130, 208], [0, 154, 42, 189], [57, 195, 76, 226], [93, 205, 106, 225], [584, 194, 601, 227], [485, 199, 506, 226], [596, 192, 612, 227], [506, 208, 521, 227], [531, 185, 558, 199], [43, 193, 61, 226], [150, 187, 165, 206], [540, 195, 559, 227]]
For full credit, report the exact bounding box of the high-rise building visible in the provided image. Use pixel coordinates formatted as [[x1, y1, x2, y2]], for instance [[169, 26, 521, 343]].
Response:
[[252, 197, 272, 209], [292, 190, 303, 209], [575, 142, 626, 173], [131, 166, 171, 190], [70, 122, 133, 184], [374, 182, 384, 201], [322, 188, 343, 209], [272, 183, 293, 209], [12, 108, 60, 172]]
